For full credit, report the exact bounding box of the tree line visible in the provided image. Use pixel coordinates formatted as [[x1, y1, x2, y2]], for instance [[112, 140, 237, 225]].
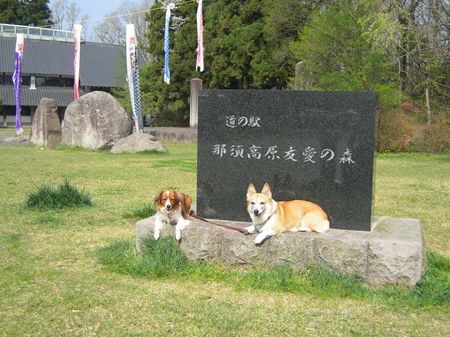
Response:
[[1, 0, 448, 151], [140, 0, 448, 151]]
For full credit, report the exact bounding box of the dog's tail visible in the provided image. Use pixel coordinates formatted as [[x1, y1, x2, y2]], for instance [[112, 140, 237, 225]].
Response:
[[319, 205, 334, 228], [327, 214, 335, 228], [314, 218, 330, 233]]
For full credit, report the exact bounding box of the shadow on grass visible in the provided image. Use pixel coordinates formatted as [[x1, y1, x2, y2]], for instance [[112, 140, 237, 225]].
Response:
[[96, 237, 450, 310]]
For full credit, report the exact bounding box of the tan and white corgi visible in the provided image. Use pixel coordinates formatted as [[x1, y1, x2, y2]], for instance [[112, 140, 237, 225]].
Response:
[[245, 183, 329, 245]]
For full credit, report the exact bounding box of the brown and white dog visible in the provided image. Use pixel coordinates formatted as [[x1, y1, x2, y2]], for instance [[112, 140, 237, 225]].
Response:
[[154, 190, 192, 241], [245, 183, 329, 245]]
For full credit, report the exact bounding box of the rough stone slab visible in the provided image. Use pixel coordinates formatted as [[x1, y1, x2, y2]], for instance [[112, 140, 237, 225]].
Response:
[[267, 234, 315, 271], [179, 222, 224, 261], [135, 216, 425, 286], [314, 232, 369, 277], [62, 91, 132, 150], [367, 217, 425, 286], [30, 97, 62, 148], [110, 132, 164, 154], [145, 127, 197, 142], [221, 229, 270, 266]]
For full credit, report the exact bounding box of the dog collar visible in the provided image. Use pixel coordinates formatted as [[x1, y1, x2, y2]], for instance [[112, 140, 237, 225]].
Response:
[[255, 212, 274, 233]]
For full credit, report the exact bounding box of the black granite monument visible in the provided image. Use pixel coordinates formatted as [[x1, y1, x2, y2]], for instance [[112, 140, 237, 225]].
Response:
[[197, 90, 376, 231]]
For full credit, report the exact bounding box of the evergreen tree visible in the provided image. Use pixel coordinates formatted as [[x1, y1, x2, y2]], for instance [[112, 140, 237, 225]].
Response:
[[0, 0, 53, 26], [143, 0, 306, 125], [24, 0, 53, 27], [257, 0, 315, 89], [141, 0, 447, 127], [0, 0, 23, 24], [142, 0, 198, 126]]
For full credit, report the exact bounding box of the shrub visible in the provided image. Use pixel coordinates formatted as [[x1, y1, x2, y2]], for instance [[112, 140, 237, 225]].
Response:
[[26, 180, 93, 210], [376, 109, 416, 152], [96, 237, 188, 277], [421, 123, 450, 153]]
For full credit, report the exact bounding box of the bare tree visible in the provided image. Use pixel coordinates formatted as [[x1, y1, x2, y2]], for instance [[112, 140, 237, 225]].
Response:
[[366, 0, 450, 122], [94, 13, 125, 45], [51, 0, 66, 30], [94, 0, 154, 51], [51, 0, 89, 33]]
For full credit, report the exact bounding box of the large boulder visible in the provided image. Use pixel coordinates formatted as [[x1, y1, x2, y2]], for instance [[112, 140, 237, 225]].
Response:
[[29, 97, 61, 148], [110, 132, 165, 153], [62, 91, 132, 150], [136, 216, 425, 286]]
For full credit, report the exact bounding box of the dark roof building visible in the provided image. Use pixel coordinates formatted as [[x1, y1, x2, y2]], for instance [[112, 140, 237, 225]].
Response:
[[0, 24, 127, 124]]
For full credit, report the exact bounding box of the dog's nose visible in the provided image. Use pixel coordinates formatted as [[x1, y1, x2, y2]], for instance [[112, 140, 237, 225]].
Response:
[[166, 204, 172, 210], [253, 209, 259, 215]]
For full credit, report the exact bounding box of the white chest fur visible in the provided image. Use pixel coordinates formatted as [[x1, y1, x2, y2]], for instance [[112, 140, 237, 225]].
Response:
[[158, 206, 182, 225], [154, 204, 190, 242]]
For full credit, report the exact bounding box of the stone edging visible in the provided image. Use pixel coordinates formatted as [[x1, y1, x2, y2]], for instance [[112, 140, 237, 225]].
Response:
[[136, 216, 425, 286]]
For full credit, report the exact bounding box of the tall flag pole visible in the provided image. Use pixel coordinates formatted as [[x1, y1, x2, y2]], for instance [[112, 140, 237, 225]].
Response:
[[12, 33, 24, 136], [126, 24, 144, 132], [164, 3, 175, 84], [196, 0, 204, 72], [73, 24, 82, 100]]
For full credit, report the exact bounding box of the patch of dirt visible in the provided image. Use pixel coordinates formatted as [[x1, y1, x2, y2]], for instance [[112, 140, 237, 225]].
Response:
[[0, 135, 29, 146]]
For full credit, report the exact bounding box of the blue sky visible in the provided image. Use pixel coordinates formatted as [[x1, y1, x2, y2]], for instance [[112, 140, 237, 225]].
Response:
[[49, 0, 124, 35], [71, 0, 123, 24], [50, 0, 124, 21]]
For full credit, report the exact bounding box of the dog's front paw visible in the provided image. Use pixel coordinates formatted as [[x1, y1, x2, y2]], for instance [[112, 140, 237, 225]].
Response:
[[154, 230, 160, 240], [244, 225, 256, 235], [254, 233, 266, 245], [175, 228, 182, 241]]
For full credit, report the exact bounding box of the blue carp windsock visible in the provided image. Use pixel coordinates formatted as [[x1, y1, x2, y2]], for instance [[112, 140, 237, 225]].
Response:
[[164, 3, 175, 84]]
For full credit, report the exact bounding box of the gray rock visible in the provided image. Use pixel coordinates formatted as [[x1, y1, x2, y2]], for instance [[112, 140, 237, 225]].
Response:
[[221, 228, 270, 266], [268, 234, 315, 271], [30, 97, 61, 148], [62, 91, 132, 150], [135, 216, 425, 286], [179, 222, 224, 261], [146, 127, 198, 142], [110, 132, 164, 154], [313, 230, 369, 277], [367, 217, 425, 286]]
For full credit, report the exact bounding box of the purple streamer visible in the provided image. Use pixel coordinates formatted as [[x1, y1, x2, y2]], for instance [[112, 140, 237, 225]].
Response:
[[12, 52, 23, 135]]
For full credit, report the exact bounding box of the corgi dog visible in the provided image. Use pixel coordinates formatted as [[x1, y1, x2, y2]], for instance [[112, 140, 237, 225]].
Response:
[[154, 190, 192, 241], [245, 183, 329, 245]]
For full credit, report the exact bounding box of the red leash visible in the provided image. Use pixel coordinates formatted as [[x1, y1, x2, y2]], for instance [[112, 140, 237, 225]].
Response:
[[189, 211, 247, 234]]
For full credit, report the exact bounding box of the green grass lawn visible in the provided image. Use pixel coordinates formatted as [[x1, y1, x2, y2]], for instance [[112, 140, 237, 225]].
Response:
[[0, 133, 449, 336]]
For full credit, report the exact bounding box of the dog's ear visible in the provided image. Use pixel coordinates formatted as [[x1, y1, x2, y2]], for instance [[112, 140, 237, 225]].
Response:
[[261, 183, 272, 198], [177, 192, 192, 216], [174, 191, 184, 205], [154, 191, 164, 204], [247, 183, 256, 199]]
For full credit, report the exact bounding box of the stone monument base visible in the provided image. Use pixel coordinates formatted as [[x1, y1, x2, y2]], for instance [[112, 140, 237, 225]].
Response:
[[136, 216, 425, 286], [145, 127, 197, 142]]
